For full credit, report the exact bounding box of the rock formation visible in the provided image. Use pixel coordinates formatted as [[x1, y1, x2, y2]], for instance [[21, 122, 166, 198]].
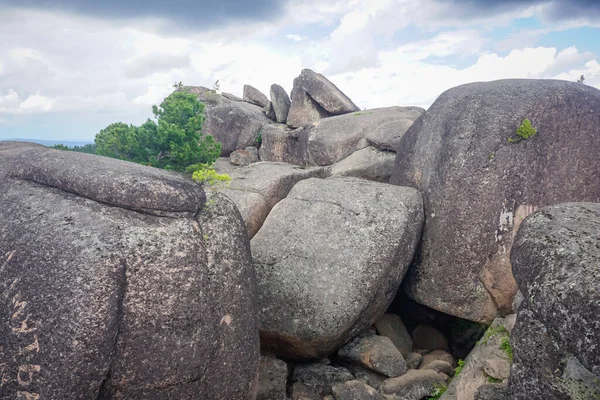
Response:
[[261, 106, 424, 168], [182, 86, 271, 156], [287, 69, 360, 128], [215, 161, 328, 239], [270, 84, 291, 124], [391, 79, 600, 322], [244, 84, 270, 108], [0, 143, 259, 399], [251, 176, 423, 359], [509, 203, 600, 399]]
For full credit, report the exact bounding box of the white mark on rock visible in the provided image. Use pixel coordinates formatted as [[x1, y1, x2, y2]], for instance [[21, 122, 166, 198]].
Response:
[[220, 314, 232, 326]]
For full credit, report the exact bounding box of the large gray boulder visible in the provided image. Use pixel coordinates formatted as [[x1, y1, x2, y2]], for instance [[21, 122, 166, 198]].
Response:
[[182, 86, 271, 155], [252, 177, 423, 359], [287, 81, 330, 128], [0, 144, 259, 399], [508, 203, 600, 399], [244, 84, 270, 108], [390, 79, 600, 322], [215, 161, 329, 239], [270, 84, 291, 124], [292, 69, 359, 116], [264, 107, 420, 166]]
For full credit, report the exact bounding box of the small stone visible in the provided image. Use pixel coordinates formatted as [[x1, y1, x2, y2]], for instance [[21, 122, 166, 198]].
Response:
[[343, 364, 387, 390], [380, 369, 446, 398], [291, 363, 354, 397], [290, 382, 321, 400], [257, 354, 288, 400], [439, 372, 450, 381], [503, 314, 517, 334], [484, 359, 511, 381], [424, 360, 454, 377], [338, 335, 407, 377], [405, 353, 423, 370], [419, 350, 455, 369], [374, 314, 413, 357], [332, 380, 386, 400], [412, 325, 449, 352], [474, 384, 511, 400]]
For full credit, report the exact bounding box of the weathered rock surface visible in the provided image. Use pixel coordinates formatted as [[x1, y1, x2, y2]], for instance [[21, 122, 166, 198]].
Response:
[[223, 92, 243, 102], [258, 124, 310, 165], [252, 177, 423, 359], [338, 335, 407, 377], [474, 384, 510, 400], [230, 146, 260, 166], [0, 144, 259, 399], [509, 203, 600, 399], [287, 81, 330, 128], [484, 359, 510, 381], [244, 84, 270, 108], [292, 69, 359, 116], [182, 86, 271, 155], [263, 102, 277, 121], [257, 353, 288, 400], [380, 369, 445, 399], [374, 314, 413, 357], [290, 382, 321, 400], [328, 146, 396, 182], [390, 79, 600, 322], [342, 364, 387, 390], [215, 161, 328, 238], [424, 360, 455, 377], [419, 350, 455, 369], [366, 108, 424, 152], [291, 364, 354, 397], [266, 107, 422, 166], [270, 84, 292, 124], [441, 318, 511, 400], [405, 353, 423, 370], [332, 380, 386, 400]]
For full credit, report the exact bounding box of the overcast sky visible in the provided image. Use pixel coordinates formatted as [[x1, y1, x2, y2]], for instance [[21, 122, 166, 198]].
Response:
[[0, 0, 599, 142]]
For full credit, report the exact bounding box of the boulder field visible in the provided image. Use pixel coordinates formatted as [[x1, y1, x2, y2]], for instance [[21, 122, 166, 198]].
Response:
[[2, 72, 600, 400]]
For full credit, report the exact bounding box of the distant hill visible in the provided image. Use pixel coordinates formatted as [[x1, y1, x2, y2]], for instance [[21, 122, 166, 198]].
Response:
[[1, 138, 93, 147]]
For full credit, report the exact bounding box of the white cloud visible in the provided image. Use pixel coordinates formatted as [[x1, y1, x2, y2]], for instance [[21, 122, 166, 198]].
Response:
[[0, 2, 598, 141], [330, 46, 600, 110], [20, 93, 52, 112], [393, 30, 486, 61], [285, 34, 307, 42]]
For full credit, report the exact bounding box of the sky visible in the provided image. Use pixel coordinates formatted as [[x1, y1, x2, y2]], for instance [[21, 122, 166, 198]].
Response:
[[0, 0, 599, 142]]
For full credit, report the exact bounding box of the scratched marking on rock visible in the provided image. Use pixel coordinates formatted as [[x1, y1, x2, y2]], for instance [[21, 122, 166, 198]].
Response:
[[1, 253, 42, 398]]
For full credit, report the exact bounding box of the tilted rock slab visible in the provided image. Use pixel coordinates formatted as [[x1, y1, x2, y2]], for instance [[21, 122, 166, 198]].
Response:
[[390, 79, 600, 322], [0, 144, 259, 399], [215, 161, 329, 239], [244, 84, 270, 108], [251, 176, 423, 359], [294, 69, 359, 115], [182, 86, 271, 155], [509, 203, 600, 399], [263, 107, 422, 167], [270, 84, 291, 124]]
